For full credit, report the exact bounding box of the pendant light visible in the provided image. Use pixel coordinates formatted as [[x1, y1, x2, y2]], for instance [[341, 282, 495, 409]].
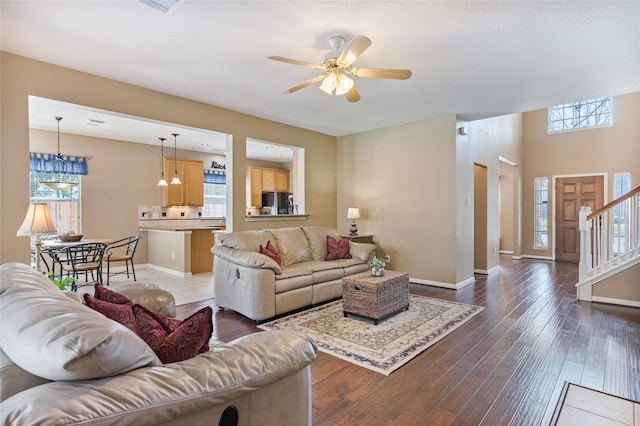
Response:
[[157, 137, 168, 186], [40, 116, 79, 191], [170, 133, 182, 185]]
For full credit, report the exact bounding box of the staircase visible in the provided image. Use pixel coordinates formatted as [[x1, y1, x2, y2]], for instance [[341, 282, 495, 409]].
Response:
[[576, 185, 640, 303]]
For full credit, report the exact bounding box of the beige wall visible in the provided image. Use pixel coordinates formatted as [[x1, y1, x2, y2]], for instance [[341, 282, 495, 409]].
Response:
[[499, 161, 515, 253], [521, 92, 640, 258], [1, 52, 337, 264], [337, 113, 522, 286], [593, 262, 640, 303]]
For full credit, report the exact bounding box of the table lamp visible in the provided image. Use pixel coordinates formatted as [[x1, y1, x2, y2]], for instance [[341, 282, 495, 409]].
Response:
[[347, 207, 360, 236], [17, 203, 57, 272]]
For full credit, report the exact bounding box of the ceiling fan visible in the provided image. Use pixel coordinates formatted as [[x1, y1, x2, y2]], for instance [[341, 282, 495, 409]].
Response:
[[268, 35, 412, 103]]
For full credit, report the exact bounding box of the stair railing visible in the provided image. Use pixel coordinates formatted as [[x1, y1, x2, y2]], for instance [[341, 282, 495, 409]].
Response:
[[577, 185, 640, 300]]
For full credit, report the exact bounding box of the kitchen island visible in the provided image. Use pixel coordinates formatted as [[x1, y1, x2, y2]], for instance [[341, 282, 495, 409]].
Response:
[[139, 219, 225, 276]]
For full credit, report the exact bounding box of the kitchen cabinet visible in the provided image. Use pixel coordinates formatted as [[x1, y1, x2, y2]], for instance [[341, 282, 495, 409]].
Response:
[[246, 166, 289, 207], [162, 158, 204, 207], [262, 168, 289, 192], [247, 167, 263, 207]]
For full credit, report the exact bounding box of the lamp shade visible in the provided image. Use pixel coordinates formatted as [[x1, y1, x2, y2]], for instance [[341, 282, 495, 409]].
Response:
[[17, 203, 57, 236], [347, 207, 360, 220]]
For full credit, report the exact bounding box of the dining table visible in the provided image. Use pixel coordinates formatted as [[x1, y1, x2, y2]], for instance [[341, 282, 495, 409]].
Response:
[[39, 238, 114, 281]]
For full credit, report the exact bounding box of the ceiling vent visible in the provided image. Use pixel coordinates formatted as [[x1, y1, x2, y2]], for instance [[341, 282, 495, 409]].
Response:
[[139, 0, 182, 14]]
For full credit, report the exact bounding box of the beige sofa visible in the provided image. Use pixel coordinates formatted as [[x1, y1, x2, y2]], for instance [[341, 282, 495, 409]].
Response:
[[0, 262, 317, 426], [213, 226, 376, 322]]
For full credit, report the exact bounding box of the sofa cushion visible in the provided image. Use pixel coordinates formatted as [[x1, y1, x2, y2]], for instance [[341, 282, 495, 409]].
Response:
[[301, 226, 341, 261], [349, 242, 377, 262], [218, 229, 273, 252], [270, 227, 313, 267], [0, 262, 161, 381], [259, 240, 282, 266], [0, 347, 50, 402], [326, 236, 352, 261], [132, 304, 213, 364]]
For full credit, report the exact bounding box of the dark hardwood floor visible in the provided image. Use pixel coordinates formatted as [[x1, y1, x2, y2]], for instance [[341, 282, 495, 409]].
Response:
[[176, 256, 640, 425]]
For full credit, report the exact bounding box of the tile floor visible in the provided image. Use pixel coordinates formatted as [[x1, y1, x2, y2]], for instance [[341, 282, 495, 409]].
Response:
[[76, 265, 214, 306], [556, 384, 640, 426]]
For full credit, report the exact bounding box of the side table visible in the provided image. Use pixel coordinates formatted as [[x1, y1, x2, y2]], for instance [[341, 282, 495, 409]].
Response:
[[341, 234, 374, 244], [342, 270, 409, 325]]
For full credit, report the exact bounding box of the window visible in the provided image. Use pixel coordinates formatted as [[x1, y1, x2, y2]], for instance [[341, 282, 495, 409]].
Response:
[[534, 177, 548, 249], [612, 173, 631, 252], [30, 172, 80, 234], [202, 170, 226, 218], [548, 96, 612, 133]]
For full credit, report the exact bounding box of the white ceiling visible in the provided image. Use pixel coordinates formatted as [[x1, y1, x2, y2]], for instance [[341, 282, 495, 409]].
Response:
[[3, 1, 640, 149]]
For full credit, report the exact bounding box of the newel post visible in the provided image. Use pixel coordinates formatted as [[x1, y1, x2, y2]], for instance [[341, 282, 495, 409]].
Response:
[[577, 206, 592, 301]]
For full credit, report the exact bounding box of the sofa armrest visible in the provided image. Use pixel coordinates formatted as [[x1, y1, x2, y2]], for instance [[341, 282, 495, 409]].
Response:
[[213, 245, 282, 274], [0, 330, 317, 425]]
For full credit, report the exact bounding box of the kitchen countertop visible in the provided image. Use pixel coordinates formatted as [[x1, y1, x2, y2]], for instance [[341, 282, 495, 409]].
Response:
[[138, 218, 225, 231]]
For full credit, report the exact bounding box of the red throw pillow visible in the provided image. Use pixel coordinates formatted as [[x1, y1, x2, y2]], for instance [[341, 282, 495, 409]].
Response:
[[326, 236, 352, 261], [259, 240, 282, 266], [132, 304, 213, 364], [83, 294, 137, 333], [93, 283, 134, 306]]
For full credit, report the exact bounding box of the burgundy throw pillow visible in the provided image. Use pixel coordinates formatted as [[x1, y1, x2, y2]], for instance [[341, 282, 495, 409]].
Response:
[[259, 240, 282, 266], [83, 294, 137, 333], [132, 304, 213, 364], [94, 283, 134, 306], [326, 236, 352, 261]]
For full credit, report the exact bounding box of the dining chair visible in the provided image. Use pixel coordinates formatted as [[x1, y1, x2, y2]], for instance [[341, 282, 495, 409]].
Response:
[[58, 242, 108, 291], [104, 235, 141, 285]]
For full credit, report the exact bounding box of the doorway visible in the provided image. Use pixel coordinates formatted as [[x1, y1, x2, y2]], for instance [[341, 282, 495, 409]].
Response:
[[555, 175, 604, 262], [474, 164, 488, 272]]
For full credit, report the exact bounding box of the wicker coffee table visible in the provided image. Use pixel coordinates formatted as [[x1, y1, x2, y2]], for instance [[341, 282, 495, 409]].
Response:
[[342, 270, 409, 325]]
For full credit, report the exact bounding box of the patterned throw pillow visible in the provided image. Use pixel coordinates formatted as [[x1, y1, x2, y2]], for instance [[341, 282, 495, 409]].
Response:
[[94, 283, 134, 306], [259, 240, 282, 266], [88, 284, 210, 357], [132, 305, 213, 364], [83, 294, 137, 333], [326, 236, 352, 261]]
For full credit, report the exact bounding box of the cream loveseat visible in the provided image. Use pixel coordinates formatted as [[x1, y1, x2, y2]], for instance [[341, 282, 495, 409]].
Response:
[[213, 226, 377, 322], [0, 262, 317, 426]]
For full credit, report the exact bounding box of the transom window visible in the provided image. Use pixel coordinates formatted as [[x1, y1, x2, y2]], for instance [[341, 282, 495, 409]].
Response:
[[548, 96, 612, 133]]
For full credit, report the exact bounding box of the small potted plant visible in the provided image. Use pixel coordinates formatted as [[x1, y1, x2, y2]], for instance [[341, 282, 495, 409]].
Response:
[[370, 256, 386, 277], [48, 272, 77, 291]]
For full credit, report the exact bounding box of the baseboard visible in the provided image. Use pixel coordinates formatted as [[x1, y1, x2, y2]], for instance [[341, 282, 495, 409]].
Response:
[[145, 263, 192, 277], [591, 296, 640, 308], [473, 266, 500, 275], [411, 276, 475, 290], [499, 250, 513, 255], [519, 254, 553, 261]]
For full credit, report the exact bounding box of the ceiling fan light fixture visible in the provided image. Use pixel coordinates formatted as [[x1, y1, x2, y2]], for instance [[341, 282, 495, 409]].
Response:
[[320, 73, 337, 94], [335, 74, 354, 96], [319, 73, 337, 95]]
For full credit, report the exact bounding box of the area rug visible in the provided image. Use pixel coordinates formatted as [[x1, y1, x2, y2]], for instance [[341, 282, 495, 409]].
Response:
[[258, 294, 484, 375]]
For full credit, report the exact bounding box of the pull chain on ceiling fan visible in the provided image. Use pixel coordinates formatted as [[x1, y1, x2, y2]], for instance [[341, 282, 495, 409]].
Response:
[[268, 35, 412, 103]]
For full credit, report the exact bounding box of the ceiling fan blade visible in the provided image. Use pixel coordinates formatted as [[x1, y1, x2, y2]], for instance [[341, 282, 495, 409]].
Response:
[[344, 87, 361, 103], [283, 75, 326, 94], [268, 56, 322, 70], [350, 67, 412, 80], [337, 35, 371, 67]]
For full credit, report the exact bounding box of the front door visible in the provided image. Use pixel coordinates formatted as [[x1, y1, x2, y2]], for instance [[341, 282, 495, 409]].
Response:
[[555, 176, 603, 262]]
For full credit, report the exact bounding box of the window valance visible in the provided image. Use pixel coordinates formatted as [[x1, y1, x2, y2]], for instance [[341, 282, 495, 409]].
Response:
[[29, 152, 89, 175], [204, 169, 226, 184]]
